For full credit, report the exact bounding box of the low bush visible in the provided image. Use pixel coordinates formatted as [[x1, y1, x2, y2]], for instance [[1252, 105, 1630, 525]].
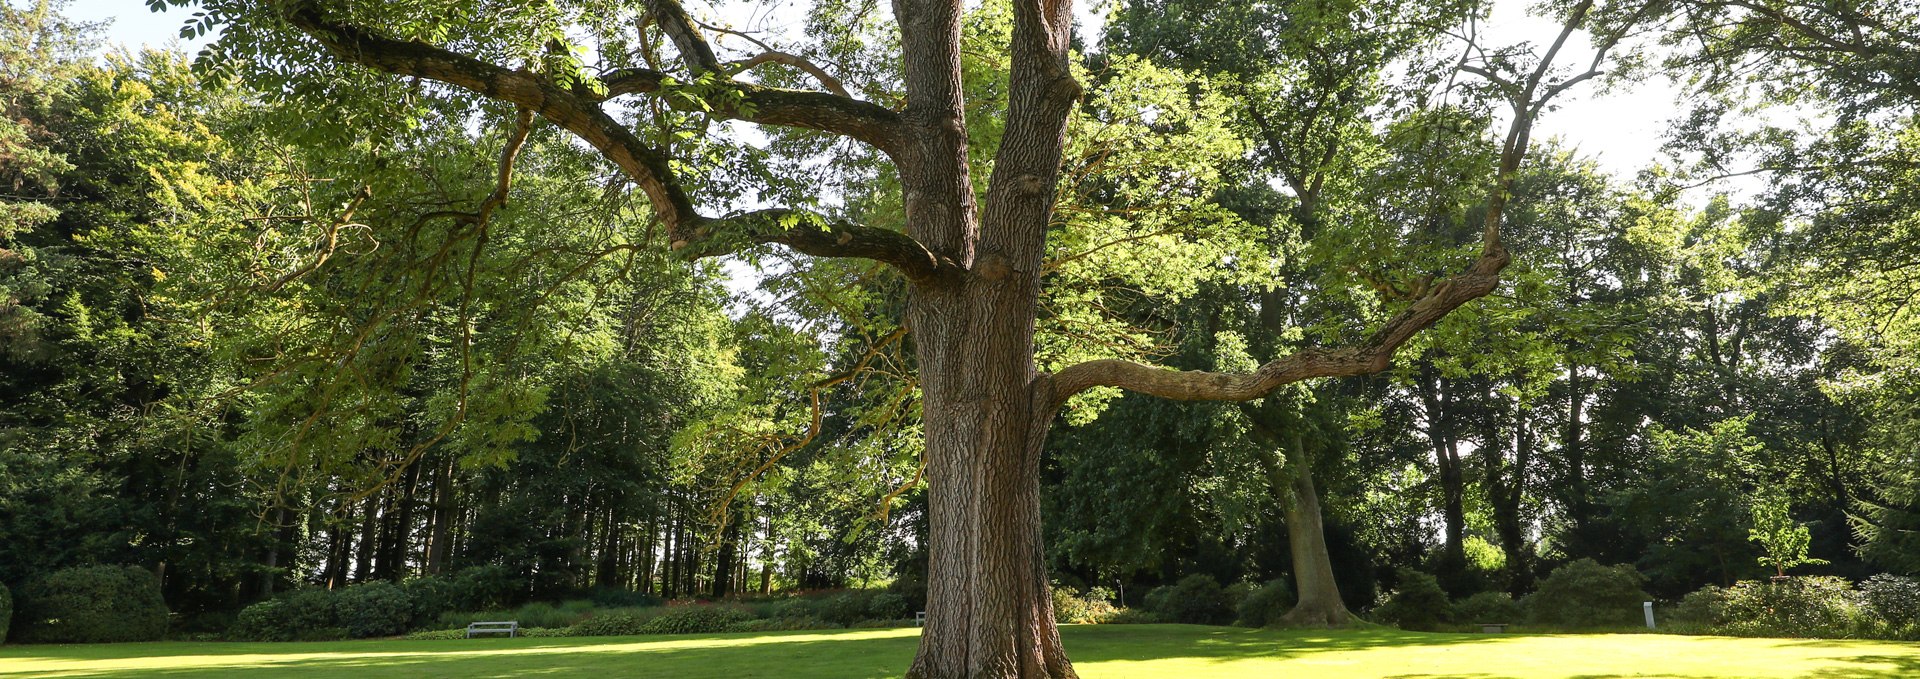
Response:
[[888, 575, 928, 613], [0, 581, 10, 644], [1859, 574, 1920, 633], [569, 612, 652, 637], [726, 616, 842, 633], [333, 582, 414, 638], [1052, 585, 1119, 624], [849, 618, 916, 628], [1527, 559, 1650, 628], [638, 605, 755, 635], [1144, 575, 1234, 625], [1668, 585, 1729, 631], [1234, 580, 1295, 628], [232, 584, 415, 640], [1453, 591, 1522, 624], [1718, 576, 1863, 638], [400, 577, 458, 628], [1373, 568, 1451, 631], [13, 565, 169, 643], [1101, 608, 1163, 624]]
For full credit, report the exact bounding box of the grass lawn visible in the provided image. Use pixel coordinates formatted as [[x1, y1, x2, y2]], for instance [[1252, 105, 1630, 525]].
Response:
[[2, 624, 1916, 678]]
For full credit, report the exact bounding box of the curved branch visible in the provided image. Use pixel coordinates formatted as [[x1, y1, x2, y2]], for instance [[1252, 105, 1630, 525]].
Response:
[[281, 2, 937, 276], [599, 67, 904, 154], [1046, 252, 1507, 407], [676, 209, 953, 281]]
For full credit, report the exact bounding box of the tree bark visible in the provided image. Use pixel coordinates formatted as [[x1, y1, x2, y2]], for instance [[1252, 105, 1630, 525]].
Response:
[[1277, 432, 1354, 626]]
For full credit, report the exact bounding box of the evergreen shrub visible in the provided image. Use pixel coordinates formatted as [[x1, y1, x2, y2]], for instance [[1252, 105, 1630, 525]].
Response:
[[13, 565, 169, 643], [1527, 559, 1650, 628]]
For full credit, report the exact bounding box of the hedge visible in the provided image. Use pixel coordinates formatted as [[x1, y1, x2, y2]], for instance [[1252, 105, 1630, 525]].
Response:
[[13, 565, 169, 643]]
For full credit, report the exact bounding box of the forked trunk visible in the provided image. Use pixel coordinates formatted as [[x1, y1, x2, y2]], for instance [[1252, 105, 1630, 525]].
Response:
[[906, 265, 1075, 679]]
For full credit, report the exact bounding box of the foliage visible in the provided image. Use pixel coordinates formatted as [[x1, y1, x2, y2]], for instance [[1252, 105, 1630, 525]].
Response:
[[726, 616, 842, 633], [331, 583, 414, 638], [1452, 592, 1522, 624], [567, 613, 651, 638], [0, 580, 9, 643], [1144, 575, 1236, 625], [636, 606, 757, 635], [12, 565, 169, 643], [1716, 577, 1863, 639], [1526, 560, 1650, 629], [1373, 568, 1451, 631], [1234, 580, 1295, 628], [1749, 489, 1828, 576], [1052, 585, 1120, 624], [1858, 575, 1920, 632]]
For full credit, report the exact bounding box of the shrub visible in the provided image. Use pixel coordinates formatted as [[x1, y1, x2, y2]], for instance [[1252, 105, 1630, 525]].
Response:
[[13, 565, 169, 643], [1527, 559, 1650, 628], [1145, 575, 1234, 625], [333, 583, 414, 638], [1374, 568, 1451, 631], [1052, 585, 1119, 624], [1453, 591, 1523, 624], [569, 612, 651, 637], [1859, 575, 1920, 631], [0, 581, 10, 644], [1718, 576, 1863, 638], [1100, 608, 1162, 624], [232, 586, 337, 640], [726, 616, 842, 633], [888, 574, 928, 613], [448, 565, 517, 610], [812, 590, 910, 626], [638, 606, 755, 635], [1669, 585, 1730, 631], [400, 576, 458, 628], [849, 618, 916, 628], [230, 584, 414, 641], [1234, 580, 1295, 628]]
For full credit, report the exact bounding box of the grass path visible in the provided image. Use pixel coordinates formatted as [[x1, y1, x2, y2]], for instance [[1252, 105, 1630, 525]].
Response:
[[2, 624, 1916, 678]]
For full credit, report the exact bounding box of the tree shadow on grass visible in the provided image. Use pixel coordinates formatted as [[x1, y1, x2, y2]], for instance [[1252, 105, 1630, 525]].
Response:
[[0, 625, 1509, 679]]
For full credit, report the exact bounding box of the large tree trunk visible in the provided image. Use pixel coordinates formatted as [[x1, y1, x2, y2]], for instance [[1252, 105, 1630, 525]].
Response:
[[905, 268, 1072, 679], [1277, 432, 1354, 627]]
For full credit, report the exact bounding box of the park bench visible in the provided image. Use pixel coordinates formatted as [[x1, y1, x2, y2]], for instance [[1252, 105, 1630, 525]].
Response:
[[466, 621, 520, 638], [1478, 623, 1508, 633], [915, 611, 926, 626]]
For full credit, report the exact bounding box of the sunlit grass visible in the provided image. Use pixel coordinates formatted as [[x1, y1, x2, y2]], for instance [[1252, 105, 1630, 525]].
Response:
[[3, 624, 1916, 677]]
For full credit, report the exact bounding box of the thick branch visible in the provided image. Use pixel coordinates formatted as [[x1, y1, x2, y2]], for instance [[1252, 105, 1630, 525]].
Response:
[[283, 2, 937, 277], [1046, 252, 1507, 405], [599, 67, 904, 154], [675, 209, 953, 280]]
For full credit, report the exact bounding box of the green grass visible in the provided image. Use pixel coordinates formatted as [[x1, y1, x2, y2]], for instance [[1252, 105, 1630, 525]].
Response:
[[2, 624, 1916, 678]]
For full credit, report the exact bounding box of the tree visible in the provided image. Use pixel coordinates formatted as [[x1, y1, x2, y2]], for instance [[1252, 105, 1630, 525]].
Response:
[[169, 0, 1623, 674], [1749, 487, 1828, 577]]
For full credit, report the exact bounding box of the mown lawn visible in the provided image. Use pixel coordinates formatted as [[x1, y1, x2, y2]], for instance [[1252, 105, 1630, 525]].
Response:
[[2, 624, 1916, 678]]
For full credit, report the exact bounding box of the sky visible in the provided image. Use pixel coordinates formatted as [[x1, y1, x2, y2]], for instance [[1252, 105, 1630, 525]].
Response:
[[65, 0, 1683, 179]]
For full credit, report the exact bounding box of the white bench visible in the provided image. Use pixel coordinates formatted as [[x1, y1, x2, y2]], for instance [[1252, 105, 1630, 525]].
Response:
[[1478, 623, 1508, 633], [466, 621, 520, 638], [915, 611, 926, 626]]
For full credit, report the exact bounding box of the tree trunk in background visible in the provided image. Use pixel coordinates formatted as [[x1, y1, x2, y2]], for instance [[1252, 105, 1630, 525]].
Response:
[[353, 493, 378, 581], [1419, 364, 1467, 569], [1278, 432, 1354, 626]]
